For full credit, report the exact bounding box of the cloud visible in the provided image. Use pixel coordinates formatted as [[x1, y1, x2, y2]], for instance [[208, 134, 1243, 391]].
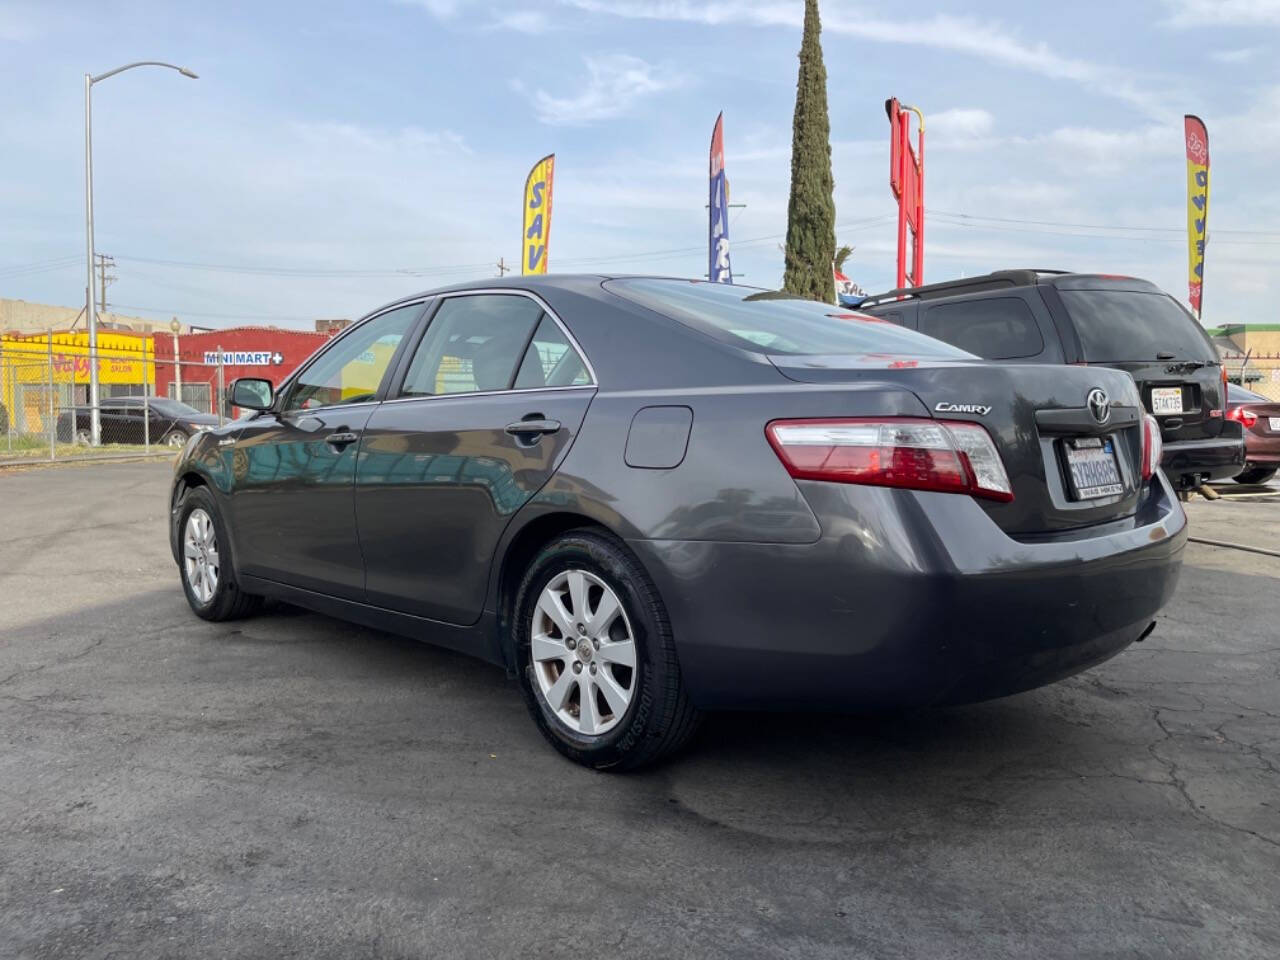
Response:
[[395, 0, 473, 18], [513, 54, 682, 126], [291, 122, 471, 156], [557, 1, 1177, 117], [929, 108, 995, 140], [1163, 0, 1280, 27], [0, 1, 56, 41], [1209, 47, 1260, 62], [490, 10, 553, 33]]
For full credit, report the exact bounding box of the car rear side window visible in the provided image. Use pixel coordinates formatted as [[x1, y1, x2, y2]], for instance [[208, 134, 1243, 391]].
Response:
[[604, 278, 973, 359], [919, 297, 1044, 360], [400, 294, 545, 397], [1060, 290, 1218, 363], [513, 315, 592, 389]]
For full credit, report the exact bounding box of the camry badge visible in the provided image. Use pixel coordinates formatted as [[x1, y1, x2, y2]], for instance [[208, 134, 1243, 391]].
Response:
[[935, 402, 992, 416], [1087, 388, 1111, 425]]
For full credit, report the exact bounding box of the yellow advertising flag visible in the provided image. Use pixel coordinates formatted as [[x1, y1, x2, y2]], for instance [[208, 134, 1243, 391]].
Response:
[[521, 154, 555, 275], [1184, 115, 1209, 317]]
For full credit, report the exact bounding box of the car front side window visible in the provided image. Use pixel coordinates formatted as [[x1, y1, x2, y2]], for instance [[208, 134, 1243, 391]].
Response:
[[284, 303, 423, 412]]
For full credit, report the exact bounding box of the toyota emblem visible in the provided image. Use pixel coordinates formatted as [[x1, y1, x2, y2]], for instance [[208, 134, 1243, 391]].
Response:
[[1087, 388, 1111, 425]]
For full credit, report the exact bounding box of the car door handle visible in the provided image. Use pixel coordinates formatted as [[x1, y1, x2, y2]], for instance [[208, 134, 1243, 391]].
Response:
[[504, 418, 561, 437], [325, 430, 360, 447]]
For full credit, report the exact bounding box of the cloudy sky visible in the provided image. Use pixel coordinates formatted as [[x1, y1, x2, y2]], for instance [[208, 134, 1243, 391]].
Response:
[[1, 0, 1277, 329]]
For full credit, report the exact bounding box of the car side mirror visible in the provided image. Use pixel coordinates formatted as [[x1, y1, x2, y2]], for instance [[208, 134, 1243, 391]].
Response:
[[231, 378, 274, 411]]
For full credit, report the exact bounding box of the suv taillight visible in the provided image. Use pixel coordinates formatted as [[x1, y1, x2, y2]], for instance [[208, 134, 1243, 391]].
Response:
[[1141, 413, 1163, 482], [765, 418, 1014, 502], [1227, 406, 1258, 428]]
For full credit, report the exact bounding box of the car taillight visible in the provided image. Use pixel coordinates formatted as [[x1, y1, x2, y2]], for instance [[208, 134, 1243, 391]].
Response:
[[1227, 406, 1258, 428], [765, 418, 1014, 502], [1141, 413, 1163, 482]]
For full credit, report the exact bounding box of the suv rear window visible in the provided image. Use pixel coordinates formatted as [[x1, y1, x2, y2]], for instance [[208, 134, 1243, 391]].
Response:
[[1060, 289, 1217, 363], [919, 297, 1044, 360], [605, 279, 973, 358]]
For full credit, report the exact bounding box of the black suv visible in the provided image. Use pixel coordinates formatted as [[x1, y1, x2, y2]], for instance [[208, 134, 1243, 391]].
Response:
[[858, 270, 1245, 488]]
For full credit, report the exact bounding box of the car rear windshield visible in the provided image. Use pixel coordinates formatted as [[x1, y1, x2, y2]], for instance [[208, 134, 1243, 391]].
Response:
[[1059, 289, 1218, 363], [1228, 383, 1269, 403], [605, 279, 974, 358]]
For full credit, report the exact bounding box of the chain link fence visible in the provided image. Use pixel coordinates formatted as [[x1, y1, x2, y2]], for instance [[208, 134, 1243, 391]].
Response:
[[0, 335, 230, 464], [1225, 353, 1280, 400]]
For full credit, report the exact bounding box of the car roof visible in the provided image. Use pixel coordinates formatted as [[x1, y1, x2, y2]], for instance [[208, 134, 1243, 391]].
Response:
[[364, 274, 780, 317], [859, 270, 1164, 308]]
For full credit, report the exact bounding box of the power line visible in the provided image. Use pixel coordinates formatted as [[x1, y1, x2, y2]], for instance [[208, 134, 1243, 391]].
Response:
[[928, 213, 1280, 247], [928, 208, 1280, 238], [111, 253, 497, 278]]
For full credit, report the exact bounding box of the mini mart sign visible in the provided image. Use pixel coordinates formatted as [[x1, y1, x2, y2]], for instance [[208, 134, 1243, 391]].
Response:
[[203, 350, 284, 366]]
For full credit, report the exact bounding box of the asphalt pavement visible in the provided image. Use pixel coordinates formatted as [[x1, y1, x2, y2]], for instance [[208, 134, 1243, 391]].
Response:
[[1, 461, 1277, 959]]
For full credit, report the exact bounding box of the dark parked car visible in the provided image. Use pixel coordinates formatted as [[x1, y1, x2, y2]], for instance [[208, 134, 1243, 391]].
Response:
[[858, 271, 1244, 489], [1226, 383, 1280, 484], [169, 276, 1186, 769], [59, 396, 219, 447]]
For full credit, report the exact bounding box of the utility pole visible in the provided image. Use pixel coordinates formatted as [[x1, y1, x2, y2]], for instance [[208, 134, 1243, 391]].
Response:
[[95, 253, 116, 314], [496, 257, 511, 277]]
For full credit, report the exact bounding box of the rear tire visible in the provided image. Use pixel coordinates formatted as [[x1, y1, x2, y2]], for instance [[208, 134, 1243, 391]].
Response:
[[176, 486, 261, 621], [1234, 468, 1276, 485], [513, 528, 700, 771]]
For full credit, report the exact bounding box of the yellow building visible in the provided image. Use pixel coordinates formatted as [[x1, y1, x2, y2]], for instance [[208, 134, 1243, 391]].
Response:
[[0, 331, 156, 434]]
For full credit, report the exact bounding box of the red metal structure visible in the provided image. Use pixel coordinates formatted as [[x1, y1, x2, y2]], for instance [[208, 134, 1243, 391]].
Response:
[[887, 98, 925, 288]]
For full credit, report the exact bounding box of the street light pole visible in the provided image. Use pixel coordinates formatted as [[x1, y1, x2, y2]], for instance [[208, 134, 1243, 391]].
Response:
[[84, 72, 97, 445], [84, 61, 198, 445]]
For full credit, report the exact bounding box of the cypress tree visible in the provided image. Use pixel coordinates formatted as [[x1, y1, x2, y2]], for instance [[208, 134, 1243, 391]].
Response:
[[782, 0, 836, 302]]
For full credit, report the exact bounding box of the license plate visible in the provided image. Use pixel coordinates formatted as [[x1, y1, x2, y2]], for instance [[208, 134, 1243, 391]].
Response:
[[1065, 437, 1124, 499], [1150, 387, 1183, 415], [1270, 417, 1280, 432]]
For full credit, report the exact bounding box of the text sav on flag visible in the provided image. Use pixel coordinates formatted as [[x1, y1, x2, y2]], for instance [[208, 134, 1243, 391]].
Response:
[[833, 263, 867, 308], [522, 154, 555, 275], [1184, 116, 1209, 317], [708, 113, 732, 283]]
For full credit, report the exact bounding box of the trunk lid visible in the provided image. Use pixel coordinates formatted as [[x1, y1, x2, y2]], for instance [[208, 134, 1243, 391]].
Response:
[[769, 354, 1147, 535]]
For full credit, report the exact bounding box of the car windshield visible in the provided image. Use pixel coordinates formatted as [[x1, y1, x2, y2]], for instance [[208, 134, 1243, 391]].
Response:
[[604, 278, 975, 358], [1059, 289, 1218, 363]]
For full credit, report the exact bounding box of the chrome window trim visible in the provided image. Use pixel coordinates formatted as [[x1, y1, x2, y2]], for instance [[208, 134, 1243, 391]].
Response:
[[279, 399, 382, 416], [380, 383, 597, 406], [404, 288, 599, 394]]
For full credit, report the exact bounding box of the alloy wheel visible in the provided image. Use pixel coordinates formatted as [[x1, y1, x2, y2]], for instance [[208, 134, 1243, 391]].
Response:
[[530, 569, 637, 736], [183, 508, 220, 604]]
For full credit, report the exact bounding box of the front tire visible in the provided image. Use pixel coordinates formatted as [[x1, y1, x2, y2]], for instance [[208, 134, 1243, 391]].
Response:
[[513, 528, 700, 771], [163, 429, 190, 449], [176, 487, 260, 621], [1234, 467, 1276, 485]]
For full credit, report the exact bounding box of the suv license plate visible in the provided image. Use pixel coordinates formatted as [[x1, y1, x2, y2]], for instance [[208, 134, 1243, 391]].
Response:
[[1151, 387, 1183, 415], [1065, 438, 1124, 500], [1270, 417, 1280, 432]]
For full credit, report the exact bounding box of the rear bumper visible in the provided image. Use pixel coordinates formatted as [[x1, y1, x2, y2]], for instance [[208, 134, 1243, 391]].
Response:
[[1162, 428, 1245, 483], [1244, 433, 1280, 468], [630, 474, 1186, 711]]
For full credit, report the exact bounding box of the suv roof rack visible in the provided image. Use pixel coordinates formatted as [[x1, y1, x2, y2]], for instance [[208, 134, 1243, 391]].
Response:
[[858, 269, 1071, 307]]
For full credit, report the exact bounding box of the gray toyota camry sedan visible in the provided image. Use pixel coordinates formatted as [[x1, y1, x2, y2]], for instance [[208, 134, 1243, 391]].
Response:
[[170, 276, 1186, 769]]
